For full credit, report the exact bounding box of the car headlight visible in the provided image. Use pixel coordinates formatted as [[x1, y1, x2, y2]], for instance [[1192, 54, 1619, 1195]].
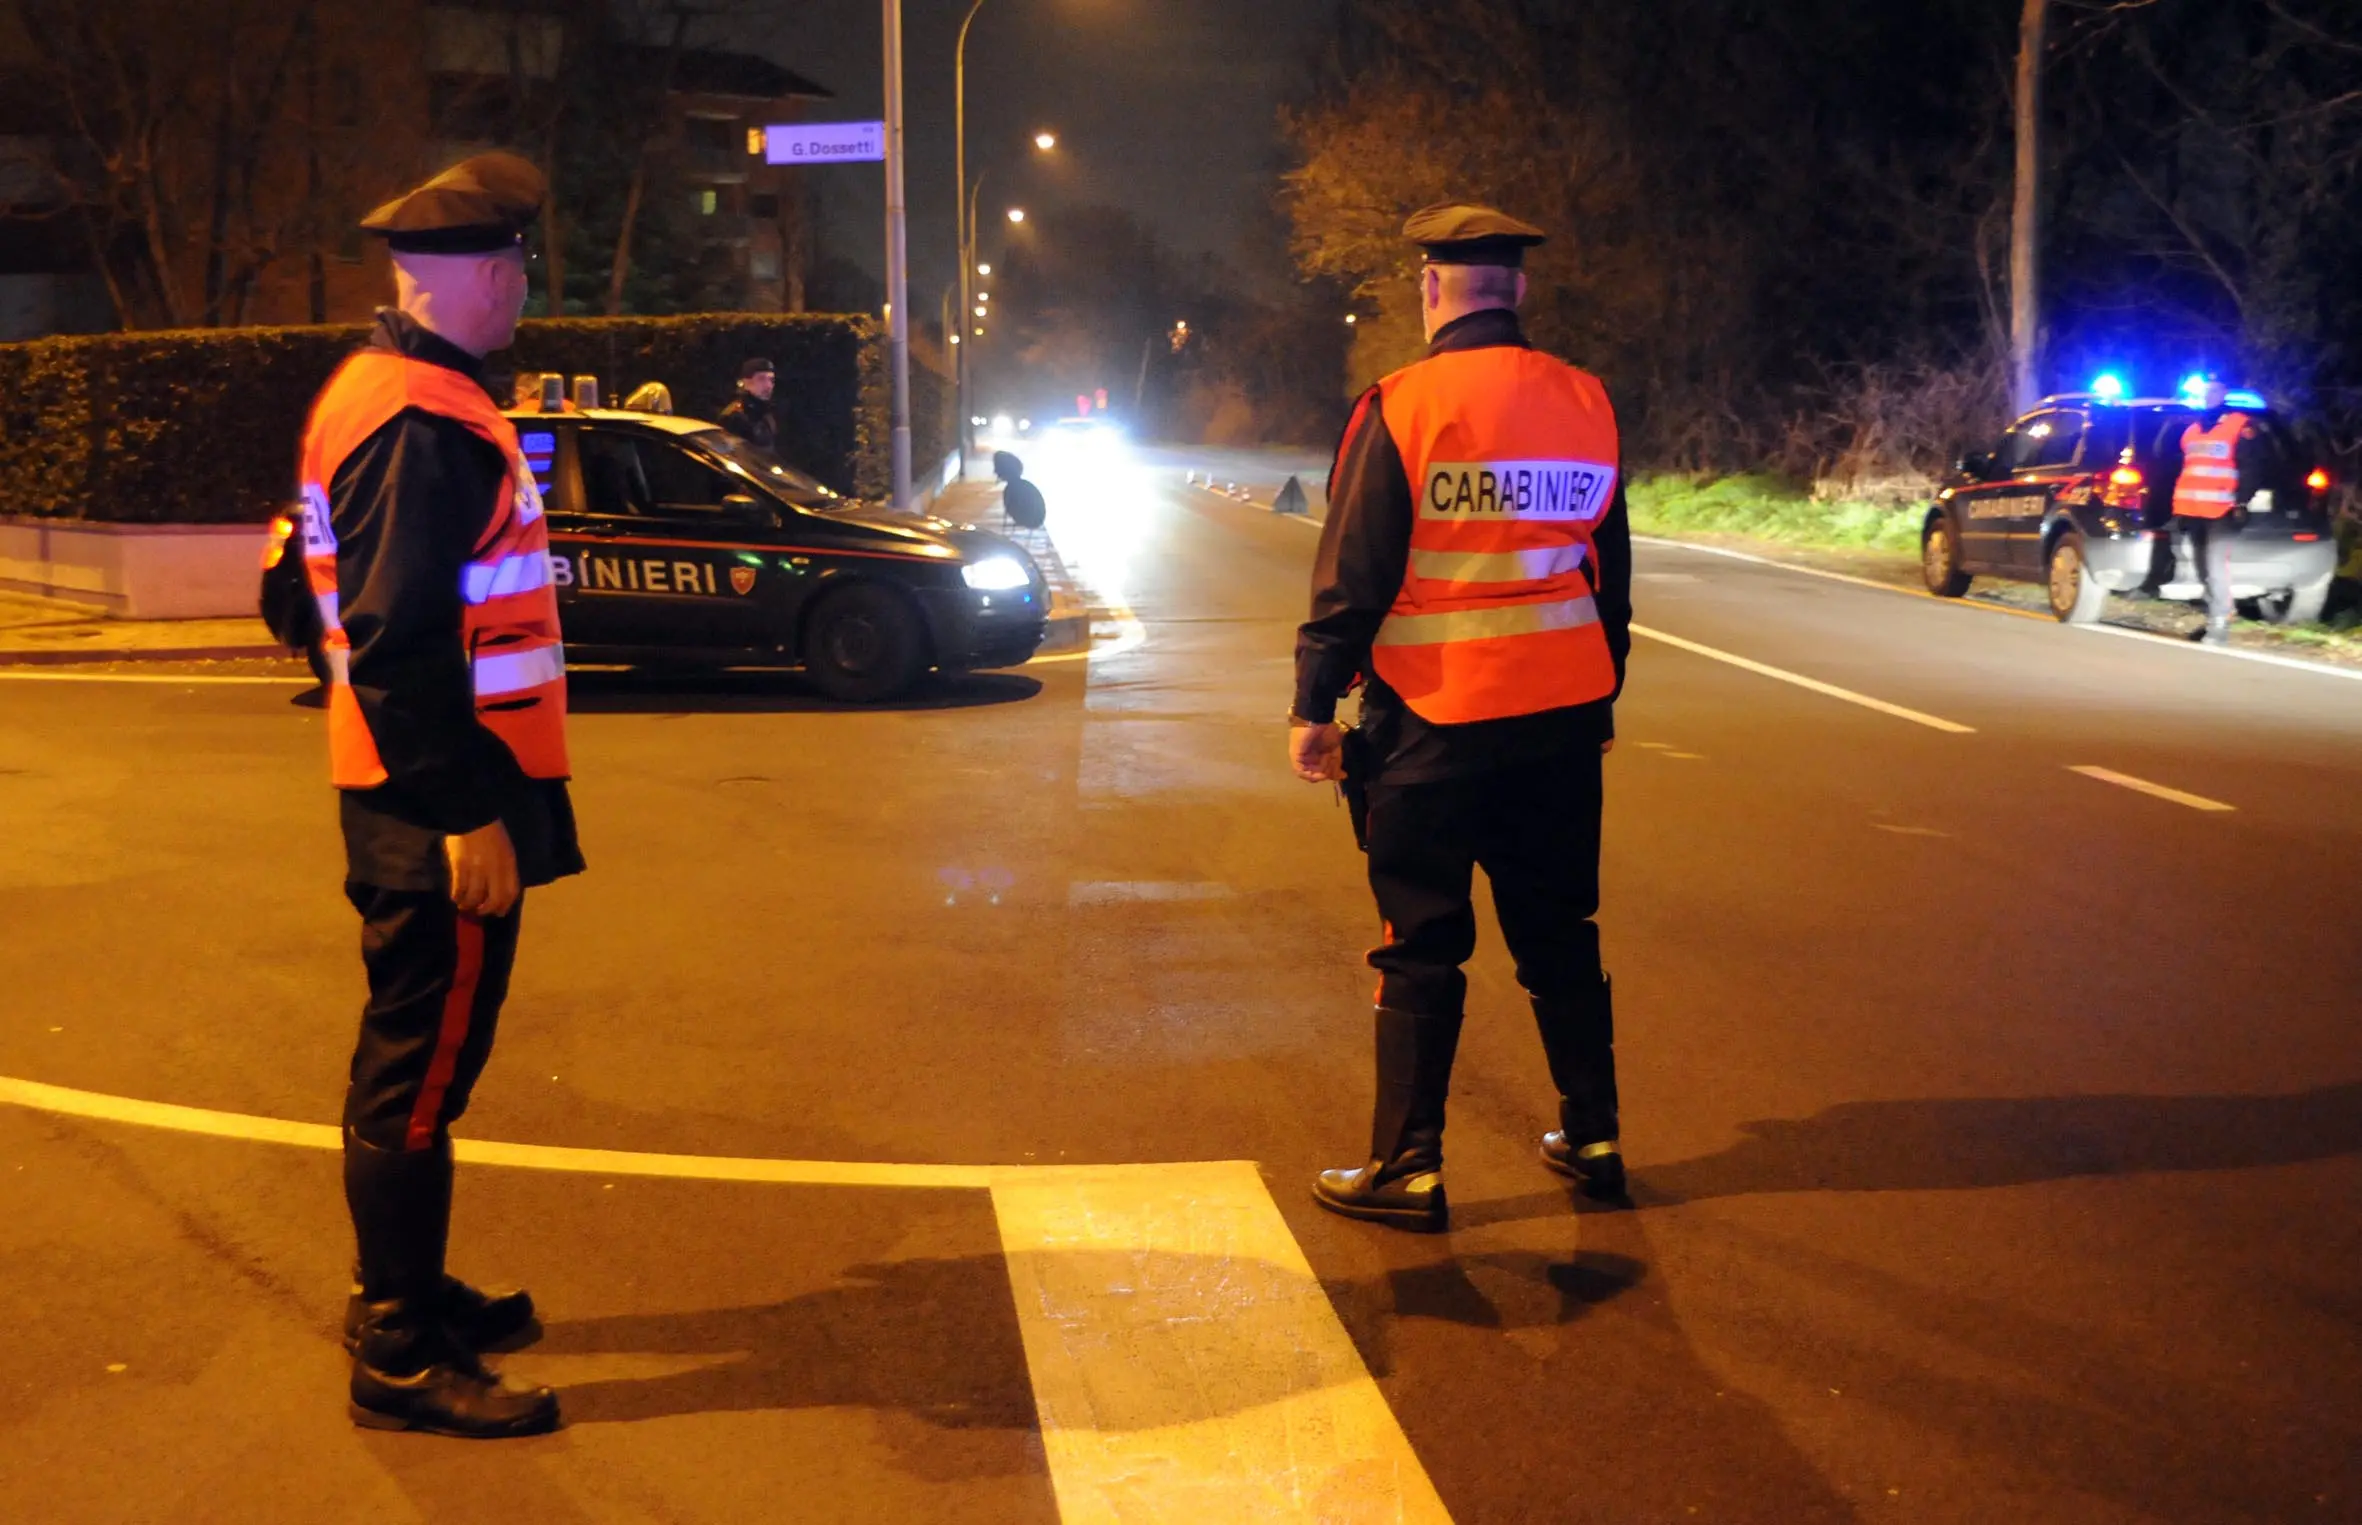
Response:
[[962, 556, 1032, 591]]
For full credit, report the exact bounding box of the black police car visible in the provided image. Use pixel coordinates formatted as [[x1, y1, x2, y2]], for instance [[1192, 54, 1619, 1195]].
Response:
[[1920, 390, 2338, 625], [262, 408, 1050, 702]]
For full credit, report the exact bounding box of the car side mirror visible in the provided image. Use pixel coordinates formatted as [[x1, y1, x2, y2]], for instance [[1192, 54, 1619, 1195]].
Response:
[[721, 493, 781, 529]]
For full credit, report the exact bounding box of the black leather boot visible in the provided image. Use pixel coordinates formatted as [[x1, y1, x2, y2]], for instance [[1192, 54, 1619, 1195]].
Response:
[[348, 1300, 560, 1439], [1534, 976, 1629, 1204], [344, 1131, 557, 1437], [1313, 1007, 1461, 1233], [341, 1133, 538, 1355]]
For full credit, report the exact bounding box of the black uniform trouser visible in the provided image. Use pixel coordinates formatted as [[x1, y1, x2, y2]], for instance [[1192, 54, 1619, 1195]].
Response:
[[344, 886, 523, 1151], [1364, 751, 1603, 1018], [2172, 514, 2236, 626], [341, 886, 522, 1312]]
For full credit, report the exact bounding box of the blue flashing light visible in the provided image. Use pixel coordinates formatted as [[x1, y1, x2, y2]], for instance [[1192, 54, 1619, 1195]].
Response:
[[2177, 373, 2212, 401], [2224, 389, 2267, 410], [2089, 373, 2127, 402]]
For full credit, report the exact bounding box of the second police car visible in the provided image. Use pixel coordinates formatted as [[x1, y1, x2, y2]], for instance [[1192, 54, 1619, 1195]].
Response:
[[1921, 378, 2338, 625], [265, 403, 1050, 702]]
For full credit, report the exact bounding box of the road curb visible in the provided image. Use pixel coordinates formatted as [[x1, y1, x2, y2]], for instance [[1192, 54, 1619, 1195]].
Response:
[[0, 643, 291, 667]]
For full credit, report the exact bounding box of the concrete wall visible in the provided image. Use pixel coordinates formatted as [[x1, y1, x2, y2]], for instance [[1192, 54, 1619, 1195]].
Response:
[[0, 516, 264, 618]]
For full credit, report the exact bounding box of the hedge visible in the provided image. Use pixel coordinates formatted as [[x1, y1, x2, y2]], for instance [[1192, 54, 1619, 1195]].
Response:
[[0, 313, 955, 525]]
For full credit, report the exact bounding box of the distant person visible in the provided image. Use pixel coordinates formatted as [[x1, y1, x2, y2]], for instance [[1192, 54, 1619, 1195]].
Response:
[[2170, 376, 2258, 647], [300, 152, 581, 1438], [1290, 203, 1634, 1233], [718, 356, 777, 449]]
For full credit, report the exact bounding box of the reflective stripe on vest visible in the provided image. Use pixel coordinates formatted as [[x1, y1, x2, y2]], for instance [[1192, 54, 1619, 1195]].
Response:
[[2172, 413, 2248, 520], [298, 349, 570, 786], [1367, 345, 1621, 725]]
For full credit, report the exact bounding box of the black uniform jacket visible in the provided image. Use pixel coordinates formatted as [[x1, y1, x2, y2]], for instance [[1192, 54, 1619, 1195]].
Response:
[[1293, 308, 1634, 784], [331, 310, 584, 892], [717, 391, 777, 450]]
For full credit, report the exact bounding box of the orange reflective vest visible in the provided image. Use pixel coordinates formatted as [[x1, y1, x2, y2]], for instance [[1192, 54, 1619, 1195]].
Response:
[[2172, 412, 2250, 520], [1369, 345, 1621, 725], [298, 350, 569, 788]]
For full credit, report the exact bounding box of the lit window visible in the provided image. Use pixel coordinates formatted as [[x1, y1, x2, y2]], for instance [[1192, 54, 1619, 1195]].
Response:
[[746, 127, 765, 156]]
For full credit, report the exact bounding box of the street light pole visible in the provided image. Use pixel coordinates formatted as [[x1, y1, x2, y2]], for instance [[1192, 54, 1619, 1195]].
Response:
[[883, 0, 913, 509], [954, 0, 989, 472]]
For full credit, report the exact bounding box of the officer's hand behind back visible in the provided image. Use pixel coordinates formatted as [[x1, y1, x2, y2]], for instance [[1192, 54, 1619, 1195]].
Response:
[[445, 821, 520, 918]]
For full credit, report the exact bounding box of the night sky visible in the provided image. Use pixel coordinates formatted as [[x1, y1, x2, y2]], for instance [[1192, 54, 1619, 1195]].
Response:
[[724, 0, 1339, 302]]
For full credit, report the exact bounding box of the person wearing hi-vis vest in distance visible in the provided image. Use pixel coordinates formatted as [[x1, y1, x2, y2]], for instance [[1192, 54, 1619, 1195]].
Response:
[[1290, 203, 1634, 1234], [300, 152, 582, 1438], [2170, 374, 2260, 647]]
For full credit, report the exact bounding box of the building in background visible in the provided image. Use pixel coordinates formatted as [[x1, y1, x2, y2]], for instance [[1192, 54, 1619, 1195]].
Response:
[[0, 1, 832, 339]]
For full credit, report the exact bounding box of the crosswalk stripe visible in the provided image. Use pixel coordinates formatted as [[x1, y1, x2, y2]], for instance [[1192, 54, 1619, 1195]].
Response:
[[993, 1162, 1451, 1523]]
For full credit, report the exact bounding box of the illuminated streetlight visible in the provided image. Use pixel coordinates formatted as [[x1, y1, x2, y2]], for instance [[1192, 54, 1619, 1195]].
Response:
[[974, 326, 985, 337], [977, 262, 991, 276], [950, 333, 961, 345], [1034, 130, 1058, 151], [1344, 313, 1357, 325], [1006, 207, 1026, 223], [978, 291, 990, 302], [974, 304, 988, 317]]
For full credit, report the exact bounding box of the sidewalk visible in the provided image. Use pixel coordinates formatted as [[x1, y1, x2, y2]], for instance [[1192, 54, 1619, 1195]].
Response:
[[0, 590, 288, 665]]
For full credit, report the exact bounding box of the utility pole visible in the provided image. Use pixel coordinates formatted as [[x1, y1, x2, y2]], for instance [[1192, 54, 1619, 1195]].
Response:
[[2011, 0, 2047, 413], [883, 0, 913, 509]]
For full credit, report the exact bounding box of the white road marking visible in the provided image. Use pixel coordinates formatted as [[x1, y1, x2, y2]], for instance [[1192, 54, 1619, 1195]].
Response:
[[1067, 880, 1234, 906], [1640, 533, 2362, 682], [1, 1072, 1449, 1522], [0, 669, 306, 685], [995, 1165, 1451, 1524], [1030, 606, 1148, 664], [2068, 620, 2362, 685], [1632, 623, 1976, 733], [1634, 535, 2049, 623], [2067, 765, 2236, 813]]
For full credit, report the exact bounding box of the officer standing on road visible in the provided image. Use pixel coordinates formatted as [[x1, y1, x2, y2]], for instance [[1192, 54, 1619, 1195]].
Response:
[[301, 152, 582, 1437], [1289, 204, 1634, 1234], [718, 356, 779, 450], [2170, 376, 2258, 647]]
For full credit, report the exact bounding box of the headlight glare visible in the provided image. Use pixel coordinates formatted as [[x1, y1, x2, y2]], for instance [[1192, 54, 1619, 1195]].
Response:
[[962, 556, 1031, 591]]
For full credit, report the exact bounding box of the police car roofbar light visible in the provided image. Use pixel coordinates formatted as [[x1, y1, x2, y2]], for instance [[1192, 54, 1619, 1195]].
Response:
[[2225, 389, 2267, 410], [2089, 373, 2126, 402]]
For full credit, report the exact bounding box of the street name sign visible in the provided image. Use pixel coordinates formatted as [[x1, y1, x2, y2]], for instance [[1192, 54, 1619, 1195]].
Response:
[[763, 121, 887, 165]]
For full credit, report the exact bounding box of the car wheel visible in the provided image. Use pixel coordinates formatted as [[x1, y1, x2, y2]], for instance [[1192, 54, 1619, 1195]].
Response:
[[2259, 574, 2332, 627], [801, 583, 926, 703], [2046, 532, 2108, 624], [1922, 514, 1971, 597]]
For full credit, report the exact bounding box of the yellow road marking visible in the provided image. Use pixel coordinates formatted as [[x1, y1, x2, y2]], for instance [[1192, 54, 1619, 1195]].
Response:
[[2067, 765, 2236, 813], [995, 1164, 1451, 1524], [1633, 623, 1976, 734], [1, 1074, 1451, 1522]]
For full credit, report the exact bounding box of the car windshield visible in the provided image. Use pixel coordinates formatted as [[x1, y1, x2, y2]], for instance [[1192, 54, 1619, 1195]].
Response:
[[688, 429, 845, 508]]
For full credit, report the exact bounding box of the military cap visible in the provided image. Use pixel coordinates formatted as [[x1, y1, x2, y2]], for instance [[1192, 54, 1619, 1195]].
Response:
[[1403, 202, 1547, 267], [361, 152, 545, 255]]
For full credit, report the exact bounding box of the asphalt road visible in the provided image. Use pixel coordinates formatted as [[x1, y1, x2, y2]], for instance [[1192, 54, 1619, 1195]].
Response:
[[3, 450, 2359, 1524]]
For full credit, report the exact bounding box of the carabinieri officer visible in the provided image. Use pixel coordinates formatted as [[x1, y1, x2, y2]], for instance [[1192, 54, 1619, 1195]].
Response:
[[303, 152, 582, 1436], [1290, 203, 1634, 1233]]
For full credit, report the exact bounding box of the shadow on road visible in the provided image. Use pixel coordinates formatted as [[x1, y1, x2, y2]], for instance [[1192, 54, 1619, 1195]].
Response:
[[566, 668, 1043, 715], [1642, 1082, 2362, 1203]]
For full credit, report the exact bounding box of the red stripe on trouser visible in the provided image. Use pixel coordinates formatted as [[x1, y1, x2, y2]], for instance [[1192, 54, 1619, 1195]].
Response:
[[406, 914, 487, 1150]]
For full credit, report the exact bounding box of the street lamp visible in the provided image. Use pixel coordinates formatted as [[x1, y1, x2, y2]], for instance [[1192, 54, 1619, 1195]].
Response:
[[977, 262, 991, 276], [1007, 207, 1026, 223], [956, 0, 1063, 467], [1034, 130, 1058, 151]]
